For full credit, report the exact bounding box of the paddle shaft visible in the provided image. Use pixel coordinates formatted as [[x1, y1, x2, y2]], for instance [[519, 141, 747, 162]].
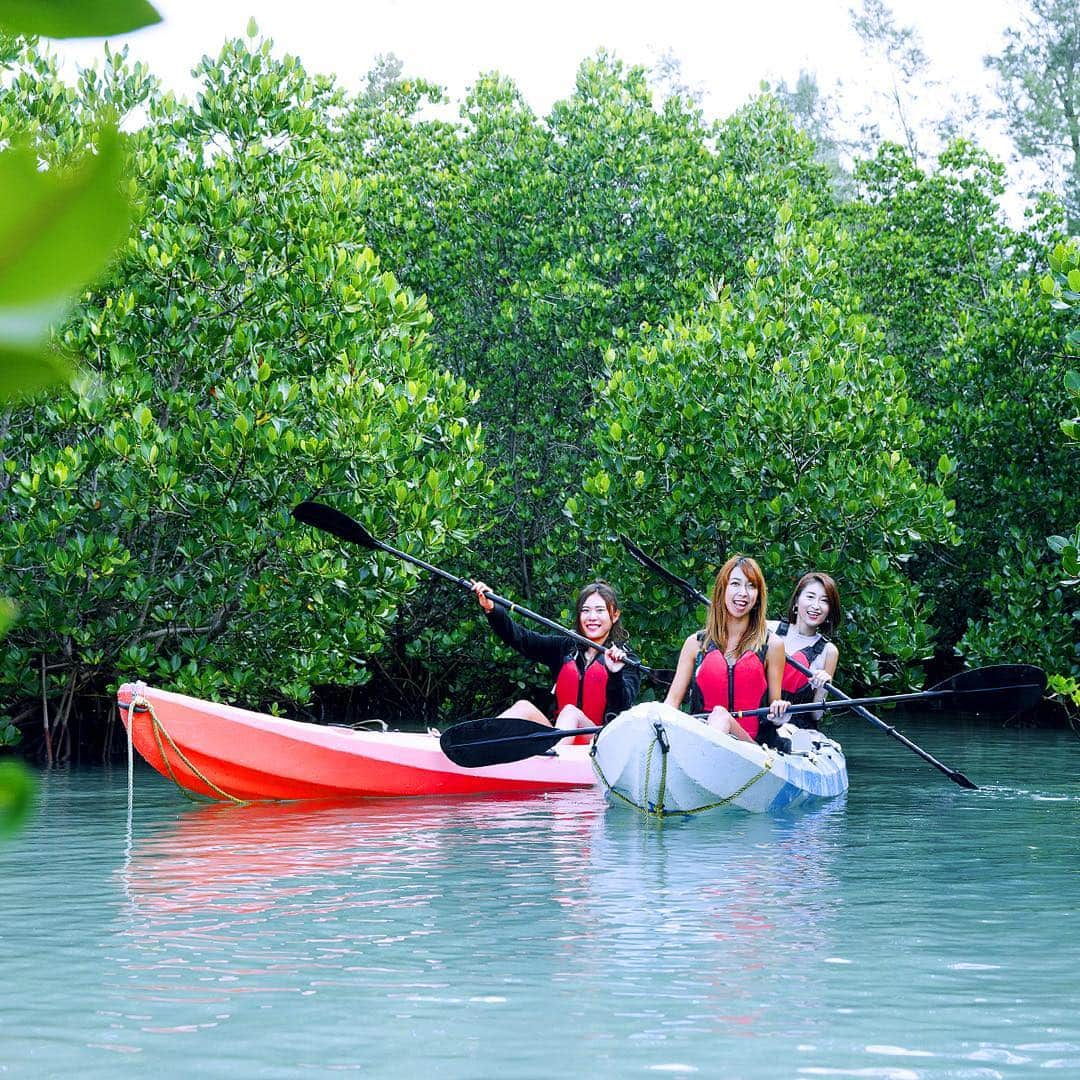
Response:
[[442, 657, 1042, 767], [299, 503, 654, 675], [463, 681, 1034, 752], [620, 536, 979, 790], [778, 653, 977, 787]]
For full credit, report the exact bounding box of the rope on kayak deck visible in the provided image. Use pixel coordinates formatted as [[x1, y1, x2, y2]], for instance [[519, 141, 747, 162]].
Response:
[[124, 686, 247, 804], [126, 689, 135, 842], [591, 722, 775, 818]]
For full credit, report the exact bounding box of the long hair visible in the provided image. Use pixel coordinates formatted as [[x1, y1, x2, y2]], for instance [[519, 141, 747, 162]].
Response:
[[785, 571, 841, 635], [576, 580, 628, 645], [703, 555, 768, 656]]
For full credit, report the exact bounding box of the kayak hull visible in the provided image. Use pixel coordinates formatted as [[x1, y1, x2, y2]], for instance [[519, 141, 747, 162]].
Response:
[[116, 682, 596, 802], [591, 701, 848, 816]]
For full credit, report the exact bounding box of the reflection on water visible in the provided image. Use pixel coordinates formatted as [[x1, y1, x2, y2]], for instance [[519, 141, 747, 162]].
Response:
[[3, 718, 1080, 1078], [572, 798, 849, 1042], [108, 786, 853, 1070], [114, 792, 610, 1020]]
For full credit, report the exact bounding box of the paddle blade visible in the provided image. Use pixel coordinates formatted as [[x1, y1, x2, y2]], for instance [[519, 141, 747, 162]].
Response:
[[292, 501, 378, 549], [440, 717, 570, 768], [620, 535, 709, 604], [929, 664, 1046, 714], [620, 534, 670, 576], [642, 667, 675, 689]]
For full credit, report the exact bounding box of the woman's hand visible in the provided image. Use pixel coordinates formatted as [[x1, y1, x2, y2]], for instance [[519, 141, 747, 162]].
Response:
[[472, 579, 494, 613], [603, 644, 626, 672], [809, 669, 832, 690], [706, 705, 733, 727], [768, 697, 790, 721]]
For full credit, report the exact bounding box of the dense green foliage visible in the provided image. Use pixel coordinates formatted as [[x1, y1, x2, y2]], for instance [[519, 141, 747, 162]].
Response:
[[331, 66, 846, 710], [1, 35, 488, 748], [1041, 241, 1080, 710], [0, 0, 161, 836], [2, 19, 1078, 753], [576, 218, 956, 689], [1047, 240, 1080, 582], [838, 141, 1078, 702]]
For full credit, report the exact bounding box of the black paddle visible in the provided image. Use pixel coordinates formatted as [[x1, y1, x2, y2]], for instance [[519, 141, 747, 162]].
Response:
[[291, 501, 667, 683], [440, 664, 1047, 768], [620, 536, 1043, 791]]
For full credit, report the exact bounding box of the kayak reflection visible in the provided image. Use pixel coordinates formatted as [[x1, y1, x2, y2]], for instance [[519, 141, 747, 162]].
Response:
[[106, 787, 847, 1063], [563, 795, 850, 1034], [117, 790, 607, 923]]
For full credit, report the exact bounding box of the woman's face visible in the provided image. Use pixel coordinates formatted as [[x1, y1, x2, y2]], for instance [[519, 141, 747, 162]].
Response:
[[578, 591, 616, 643], [796, 580, 830, 630], [724, 566, 758, 619]]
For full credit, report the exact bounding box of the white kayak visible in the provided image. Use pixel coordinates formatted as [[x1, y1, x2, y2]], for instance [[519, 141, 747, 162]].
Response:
[[591, 701, 848, 816]]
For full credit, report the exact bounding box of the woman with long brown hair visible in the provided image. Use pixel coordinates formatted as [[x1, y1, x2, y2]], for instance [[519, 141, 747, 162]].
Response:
[[663, 555, 789, 742], [768, 571, 841, 728], [472, 579, 640, 736]]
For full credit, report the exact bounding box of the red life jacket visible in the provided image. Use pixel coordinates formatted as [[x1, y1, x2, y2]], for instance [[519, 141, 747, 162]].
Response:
[[554, 653, 609, 742], [775, 622, 828, 704], [692, 640, 769, 739]]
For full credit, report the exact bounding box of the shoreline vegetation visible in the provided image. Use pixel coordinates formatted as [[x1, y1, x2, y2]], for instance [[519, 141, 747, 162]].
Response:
[[1, 5, 1078, 767]]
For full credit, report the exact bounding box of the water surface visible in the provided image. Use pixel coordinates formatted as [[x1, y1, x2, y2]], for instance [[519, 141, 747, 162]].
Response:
[[2, 717, 1078, 1077]]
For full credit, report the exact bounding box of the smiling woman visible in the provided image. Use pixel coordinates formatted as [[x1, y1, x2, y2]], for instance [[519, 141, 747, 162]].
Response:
[[768, 571, 842, 727], [664, 555, 790, 743], [472, 578, 641, 737]]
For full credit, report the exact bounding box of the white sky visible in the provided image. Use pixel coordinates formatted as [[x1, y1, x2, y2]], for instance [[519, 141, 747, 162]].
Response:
[[52, 0, 1024, 122], [48, 0, 1040, 212]]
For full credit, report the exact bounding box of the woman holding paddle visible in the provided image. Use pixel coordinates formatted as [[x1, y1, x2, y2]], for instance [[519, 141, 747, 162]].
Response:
[[663, 555, 789, 742], [471, 579, 641, 735], [768, 571, 841, 727]]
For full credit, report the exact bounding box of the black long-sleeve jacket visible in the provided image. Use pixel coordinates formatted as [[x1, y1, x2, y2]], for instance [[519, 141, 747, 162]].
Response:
[[485, 605, 641, 723]]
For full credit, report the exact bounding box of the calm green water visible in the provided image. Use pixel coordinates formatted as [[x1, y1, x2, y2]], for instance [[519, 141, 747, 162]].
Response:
[[2, 718, 1078, 1079]]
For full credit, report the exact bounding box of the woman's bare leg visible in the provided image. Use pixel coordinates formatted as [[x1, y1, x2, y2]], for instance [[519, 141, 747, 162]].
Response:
[[554, 704, 593, 730], [500, 699, 552, 725], [706, 706, 755, 743]]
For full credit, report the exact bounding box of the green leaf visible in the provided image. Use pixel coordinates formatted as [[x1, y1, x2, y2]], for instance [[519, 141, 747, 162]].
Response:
[[0, 761, 35, 838], [0, 0, 161, 38], [1068, 269, 1080, 293], [0, 130, 132, 307], [0, 598, 15, 638], [0, 347, 72, 400], [1065, 370, 1080, 394]]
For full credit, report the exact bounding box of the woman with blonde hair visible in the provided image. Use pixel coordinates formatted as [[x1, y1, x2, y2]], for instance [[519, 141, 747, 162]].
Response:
[[664, 555, 789, 742]]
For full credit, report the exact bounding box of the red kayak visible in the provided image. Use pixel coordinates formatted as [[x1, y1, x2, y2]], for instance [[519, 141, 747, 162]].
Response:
[[116, 682, 596, 803]]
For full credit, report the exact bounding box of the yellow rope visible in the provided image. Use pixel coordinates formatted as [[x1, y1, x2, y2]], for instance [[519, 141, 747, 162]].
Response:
[[674, 757, 773, 817], [642, 734, 656, 810], [592, 725, 774, 818], [126, 692, 248, 804], [655, 738, 668, 813]]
